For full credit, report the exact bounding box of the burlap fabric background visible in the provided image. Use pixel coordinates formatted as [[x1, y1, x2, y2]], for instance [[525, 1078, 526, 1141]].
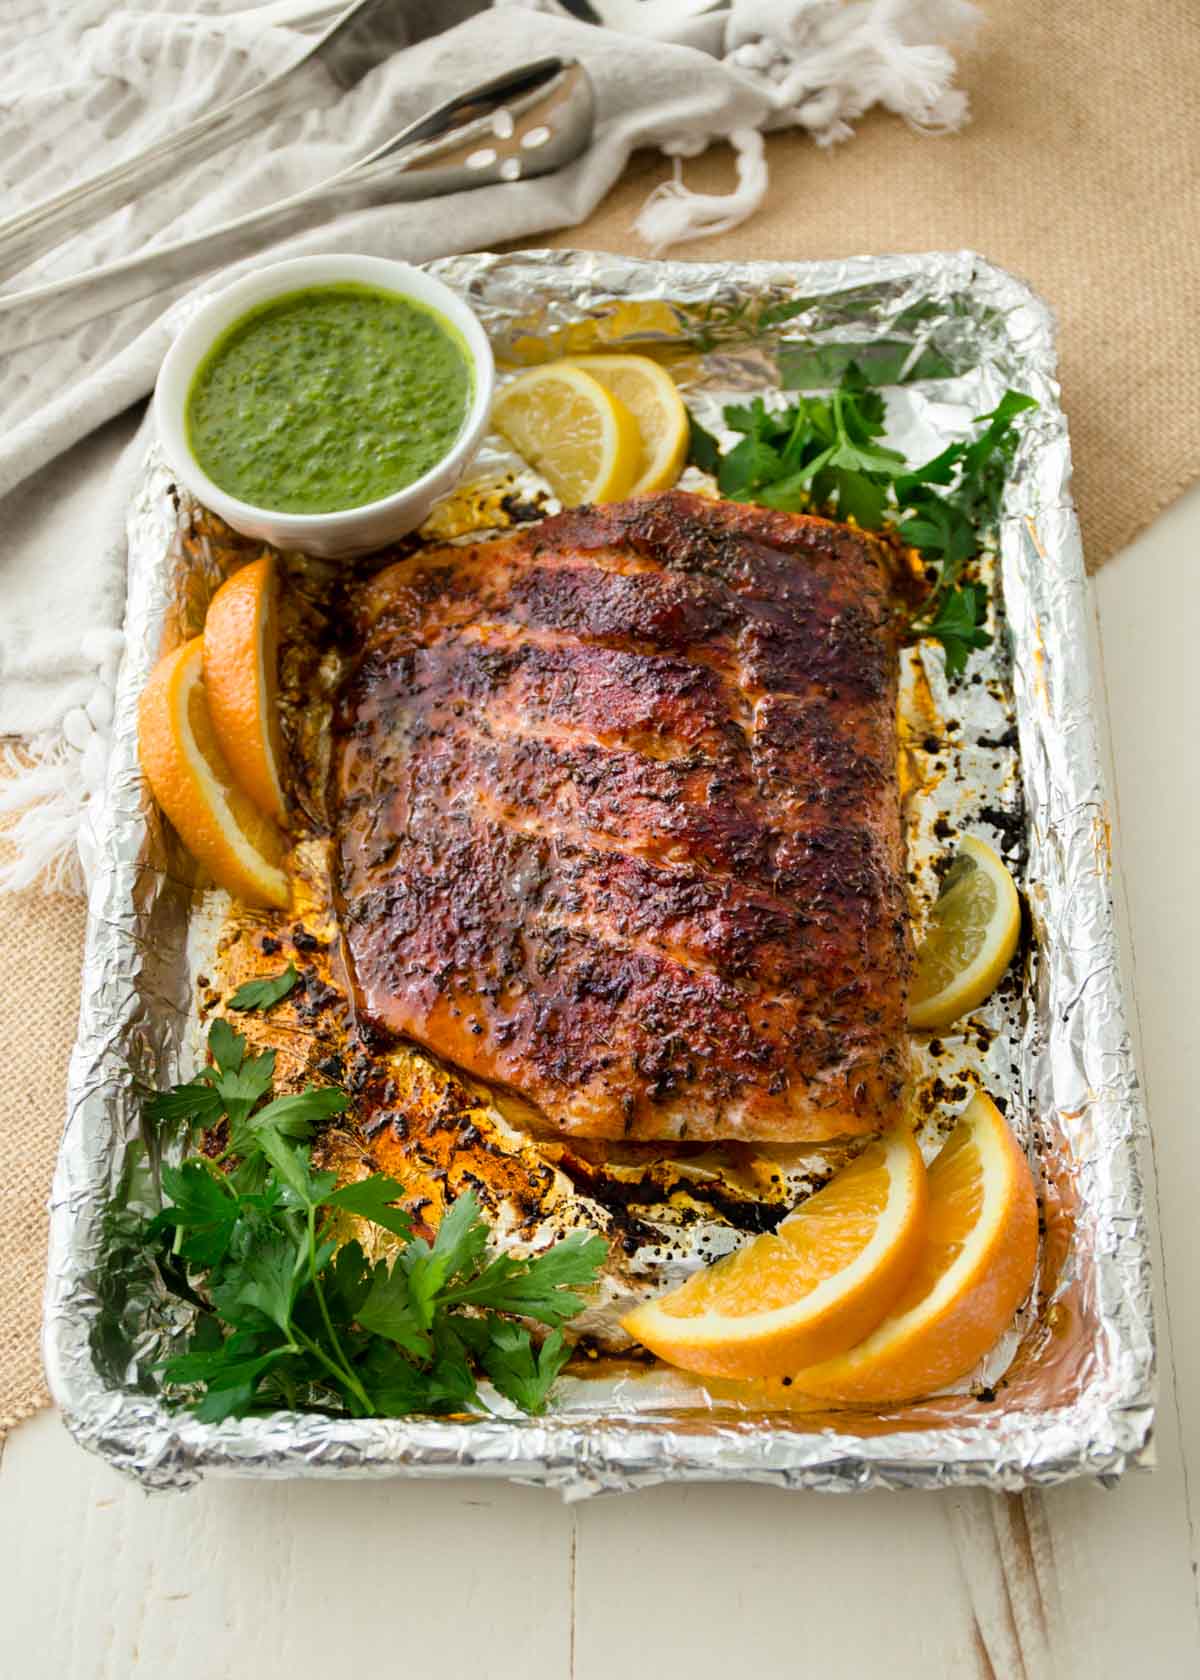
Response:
[[539, 0, 1200, 569], [2, 0, 1196, 1436], [0, 823, 85, 1433]]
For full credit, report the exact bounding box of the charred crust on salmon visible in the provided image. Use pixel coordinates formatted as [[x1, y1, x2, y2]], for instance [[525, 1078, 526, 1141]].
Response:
[[334, 491, 911, 1142]]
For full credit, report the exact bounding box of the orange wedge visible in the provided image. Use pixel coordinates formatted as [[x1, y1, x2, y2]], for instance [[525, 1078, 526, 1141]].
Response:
[[621, 1128, 927, 1379], [792, 1092, 1037, 1404], [202, 555, 288, 826], [138, 637, 290, 909]]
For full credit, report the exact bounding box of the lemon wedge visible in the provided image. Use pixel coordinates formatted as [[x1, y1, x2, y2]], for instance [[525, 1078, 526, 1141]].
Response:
[[492, 361, 642, 506], [566, 354, 689, 494], [908, 835, 1021, 1030]]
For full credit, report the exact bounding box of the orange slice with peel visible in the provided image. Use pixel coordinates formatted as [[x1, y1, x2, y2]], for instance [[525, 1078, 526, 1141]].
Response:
[[202, 555, 288, 826], [791, 1091, 1037, 1404], [621, 1128, 927, 1380], [138, 637, 289, 909]]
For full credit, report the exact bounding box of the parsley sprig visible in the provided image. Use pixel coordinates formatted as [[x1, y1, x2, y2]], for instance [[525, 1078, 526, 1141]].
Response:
[[688, 372, 1037, 679], [140, 1019, 606, 1423], [227, 962, 299, 1012]]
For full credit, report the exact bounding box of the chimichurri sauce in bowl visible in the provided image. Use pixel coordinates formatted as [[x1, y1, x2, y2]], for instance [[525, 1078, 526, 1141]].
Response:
[[185, 283, 473, 515]]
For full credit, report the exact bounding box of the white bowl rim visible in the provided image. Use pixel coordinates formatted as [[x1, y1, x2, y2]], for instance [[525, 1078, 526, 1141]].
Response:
[[154, 253, 496, 533]]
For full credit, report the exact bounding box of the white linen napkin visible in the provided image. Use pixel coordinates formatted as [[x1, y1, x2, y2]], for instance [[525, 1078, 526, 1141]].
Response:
[[0, 0, 977, 889]]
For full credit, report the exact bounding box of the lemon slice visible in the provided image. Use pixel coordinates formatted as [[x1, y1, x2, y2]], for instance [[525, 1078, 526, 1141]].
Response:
[[491, 362, 642, 505], [908, 835, 1021, 1030], [566, 354, 689, 494], [621, 1128, 928, 1380]]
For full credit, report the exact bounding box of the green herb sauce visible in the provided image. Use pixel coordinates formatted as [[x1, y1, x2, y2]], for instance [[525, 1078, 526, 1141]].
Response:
[[186, 283, 473, 514]]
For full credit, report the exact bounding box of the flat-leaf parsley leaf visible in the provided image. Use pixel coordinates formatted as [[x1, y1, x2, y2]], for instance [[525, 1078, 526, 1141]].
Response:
[[227, 963, 299, 1012], [138, 1021, 606, 1422], [687, 369, 1036, 680]]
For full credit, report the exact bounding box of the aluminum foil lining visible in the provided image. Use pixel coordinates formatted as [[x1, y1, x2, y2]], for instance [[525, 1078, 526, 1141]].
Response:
[[43, 249, 1155, 1495]]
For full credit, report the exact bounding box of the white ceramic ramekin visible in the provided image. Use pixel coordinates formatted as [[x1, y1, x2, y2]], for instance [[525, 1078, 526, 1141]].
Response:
[[154, 254, 495, 558]]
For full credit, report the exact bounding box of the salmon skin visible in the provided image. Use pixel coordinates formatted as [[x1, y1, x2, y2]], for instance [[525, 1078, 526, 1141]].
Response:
[[334, 492, 911, 1142]]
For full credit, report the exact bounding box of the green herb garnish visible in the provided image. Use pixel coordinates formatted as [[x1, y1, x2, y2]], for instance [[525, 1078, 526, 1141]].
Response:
[[688, 371, 1037, 680], [138, 1022, 606, 1422], [227, 962, 299, 1012]]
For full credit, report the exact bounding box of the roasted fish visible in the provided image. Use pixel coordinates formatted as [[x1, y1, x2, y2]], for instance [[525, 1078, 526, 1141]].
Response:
[[334, 492, 910, 1142]]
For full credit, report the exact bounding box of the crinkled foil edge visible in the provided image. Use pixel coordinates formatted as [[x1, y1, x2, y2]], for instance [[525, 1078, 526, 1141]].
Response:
[[43, 249, 1155, 1495]]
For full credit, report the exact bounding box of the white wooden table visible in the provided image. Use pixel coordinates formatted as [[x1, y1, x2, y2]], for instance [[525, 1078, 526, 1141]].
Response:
[[2, 493, 1197, 1679]]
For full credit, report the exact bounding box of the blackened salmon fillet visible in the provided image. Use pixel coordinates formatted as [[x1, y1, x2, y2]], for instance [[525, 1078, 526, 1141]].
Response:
[[334, 491, 910, 1142]]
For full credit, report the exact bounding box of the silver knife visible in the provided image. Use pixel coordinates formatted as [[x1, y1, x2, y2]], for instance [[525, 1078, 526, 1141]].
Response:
[[0, 0, 489, 283]]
